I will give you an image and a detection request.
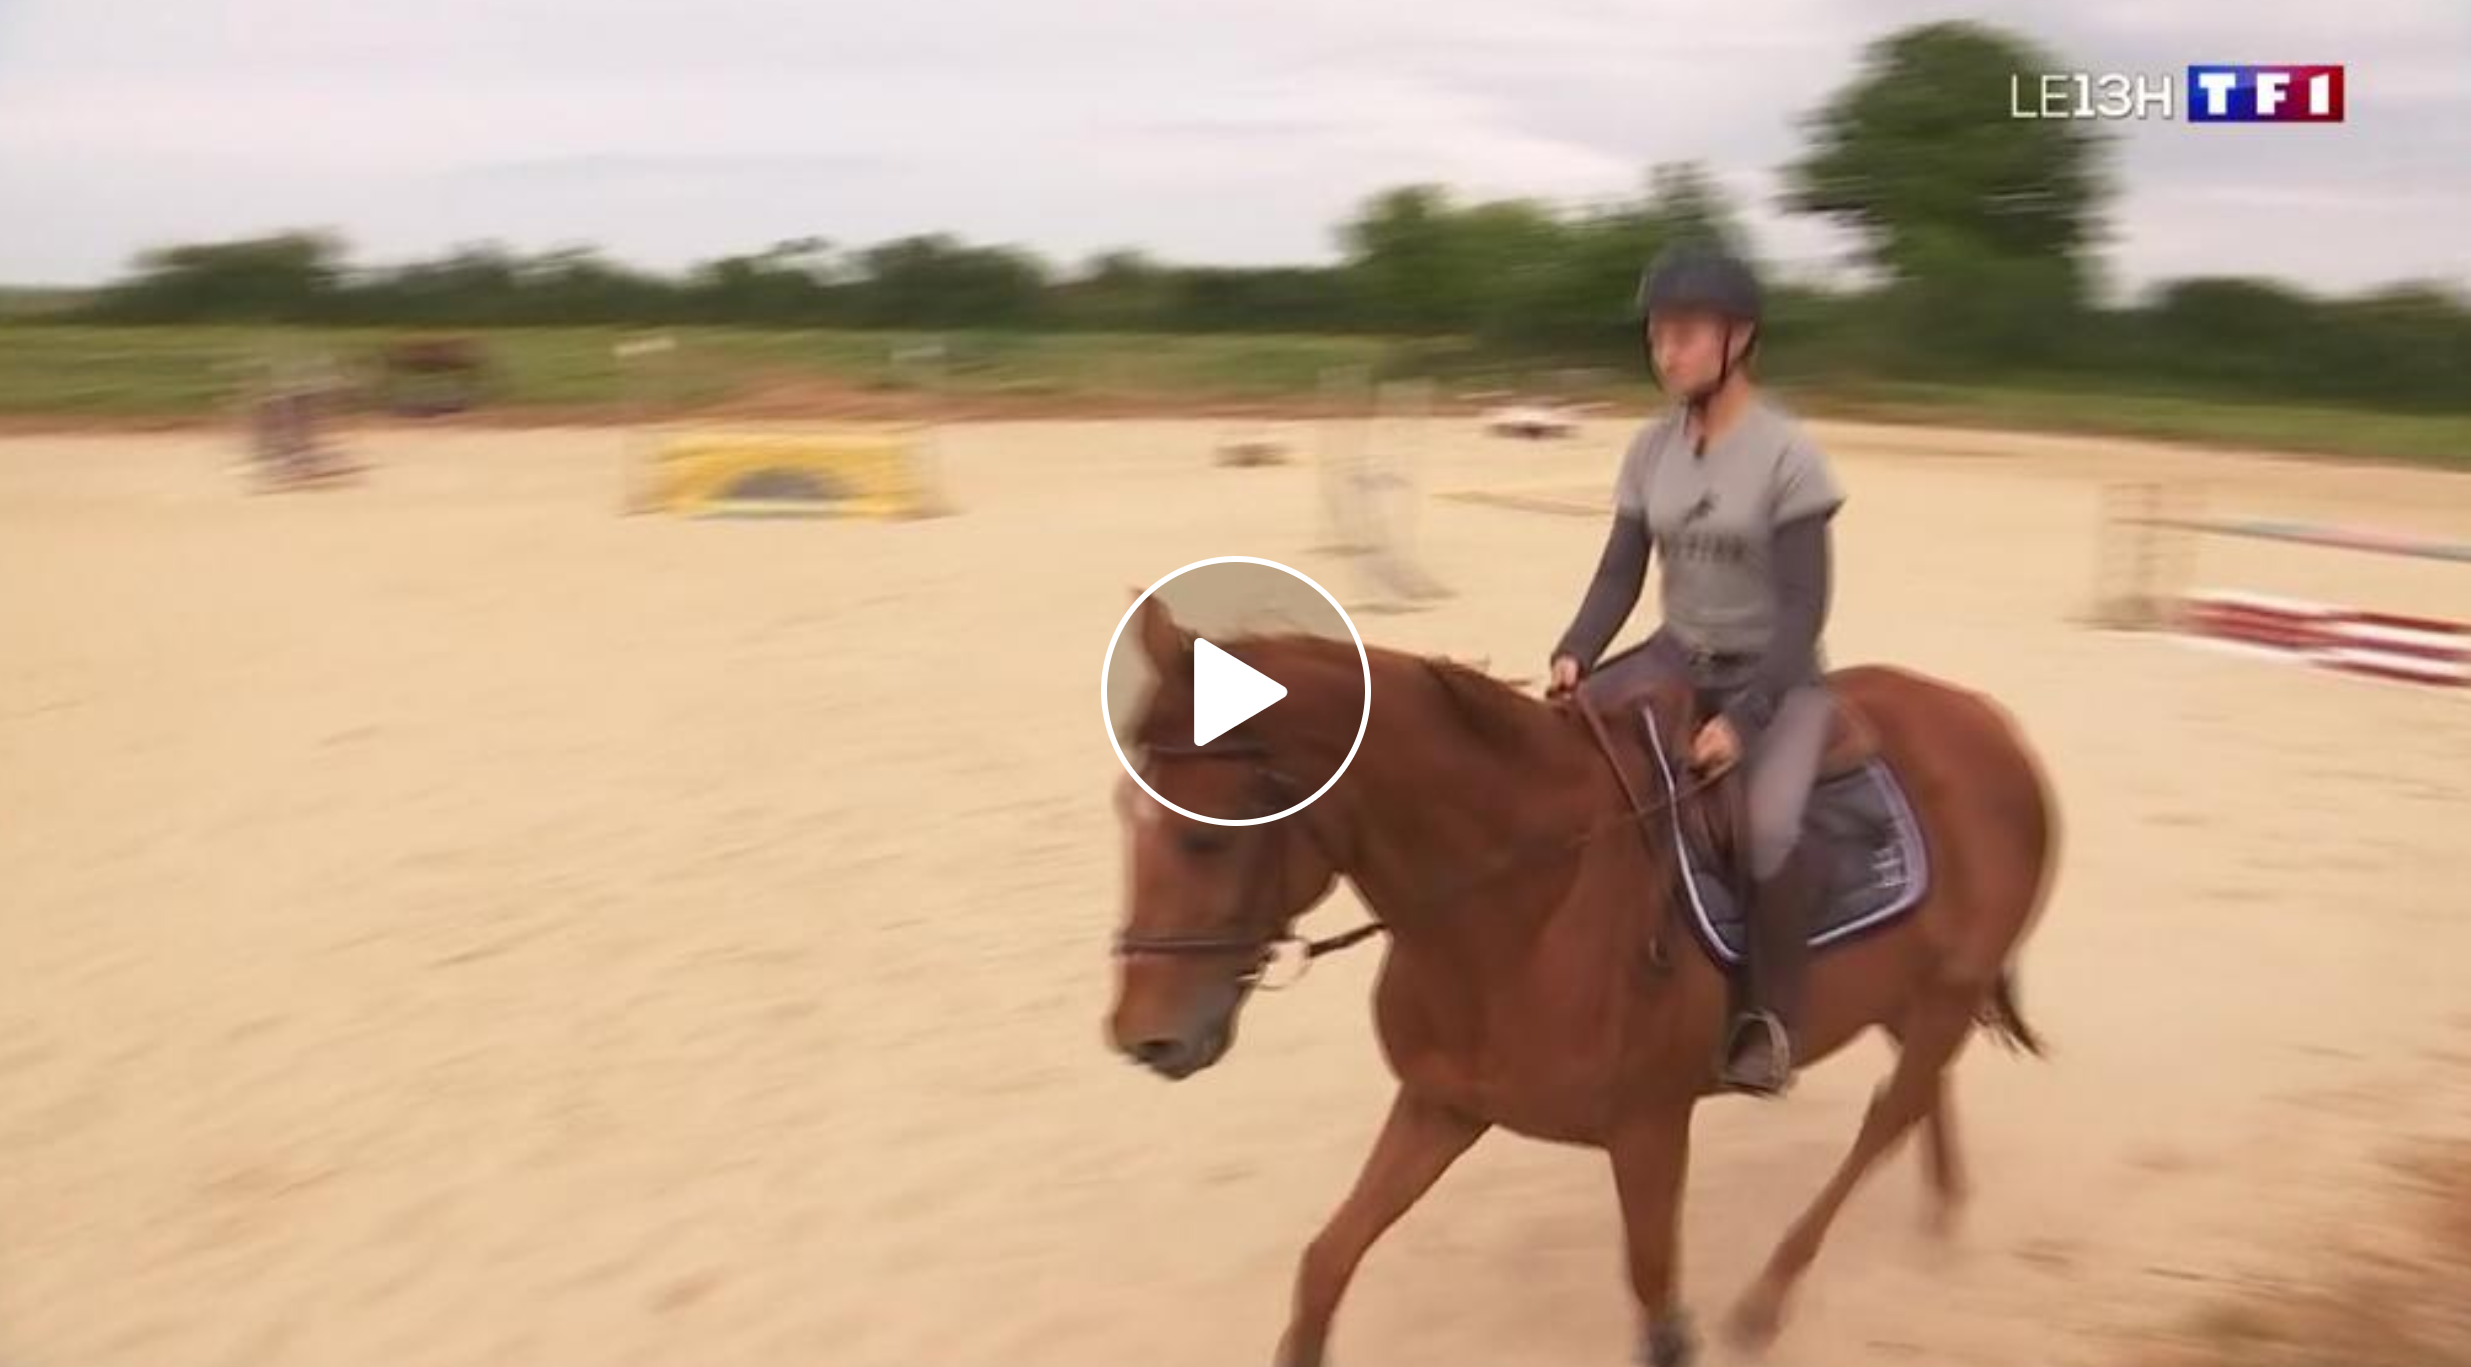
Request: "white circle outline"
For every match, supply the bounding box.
[1100,556,1372,827]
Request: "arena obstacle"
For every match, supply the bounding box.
[1213,422,1294,468]
[235,349,366,492]
[1312,368,1450,609]
[1468,368,1615,441]
[2097,481,2469,690]
[1481,402,1586,440]
[884,339,958,518]
[640,431,935,519]
[1314,365,1378,555]
[2177,591,2471,689]
[615,334,952,520]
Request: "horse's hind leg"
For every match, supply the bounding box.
[1885,1018,1970,1237]
[1726,992,1974,1352]
[1273,1088,1487,1367]
[1920,1076,1969,1238]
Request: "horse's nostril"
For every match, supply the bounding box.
[1131,1037,1186,1069]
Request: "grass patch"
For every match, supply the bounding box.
[0,325,1402,418]
[2,325,2465,470]
[1794,380,2471,470]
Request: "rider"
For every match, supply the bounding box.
[1547,242,1846,1097]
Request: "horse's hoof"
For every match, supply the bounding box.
[1724,1281,1786,1354]
[1641,1311,1697,1367]
[1272,1332,1324,1367]
[1924,1197,1966,1244]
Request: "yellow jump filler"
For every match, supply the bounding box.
[637,431,937,519]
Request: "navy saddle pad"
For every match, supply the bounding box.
[1639,708,1931,966]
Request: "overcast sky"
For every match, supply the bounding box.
[2,0,2463,297]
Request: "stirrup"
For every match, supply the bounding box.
[1718,1011,1795,1097]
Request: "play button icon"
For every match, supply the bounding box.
[1101,556,1370,826]
[1190,638,1288,745]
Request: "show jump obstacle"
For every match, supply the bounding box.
[615,335,952,520]
[1313,366,1451,610]
[641,431,934,519]
[2097,481,2469,689]
[236,349,365,492]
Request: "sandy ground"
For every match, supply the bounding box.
[3,415,2469,1367]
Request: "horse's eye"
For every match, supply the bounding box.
[1177,829,1231,857]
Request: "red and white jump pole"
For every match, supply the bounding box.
[2099,482,2470,691]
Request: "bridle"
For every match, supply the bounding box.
[1109,736,1372,991]
[1111,704,1723,991]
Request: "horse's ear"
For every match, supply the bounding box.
[1134,594,1191,674]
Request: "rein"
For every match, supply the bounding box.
[1113,698,1719,988]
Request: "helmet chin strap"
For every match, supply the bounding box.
[1646,319,1754,457]
[1684,322,1742,457]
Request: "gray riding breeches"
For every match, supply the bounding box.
[1638,630,1830,881]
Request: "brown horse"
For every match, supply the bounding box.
[1104,597,2057,1367]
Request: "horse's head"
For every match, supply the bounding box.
[1104,596,1354,1080]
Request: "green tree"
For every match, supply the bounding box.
[1785,21,2111,366]
[1641,163,1746,252]
[1053,249,1172,330]
[683,238,840,325]
[1465,163,1748,357]
[1452,198,1566,341]
[2323,284,2471,410]
[1338,185,1475,332]
[850,234,1049,328]
[2136,278,2471,410]
[87,231,349,322]
[1163,267,1355,332]
[511,246,675,323]
[346,242,525,325]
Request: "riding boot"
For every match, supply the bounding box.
[1719,840,1818,1097]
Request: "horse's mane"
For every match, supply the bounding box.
[1134,631,1559,757]
[1410,652,1558,752]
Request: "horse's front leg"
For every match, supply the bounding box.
[1273,1088,1487,1367]
[1610,1103,1699,1367]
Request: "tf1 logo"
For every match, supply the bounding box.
[2186,65,2346,122]
[2009,65,2346,123]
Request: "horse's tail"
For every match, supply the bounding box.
[1978,970,2046,1057]
[1979,685,2059,1061]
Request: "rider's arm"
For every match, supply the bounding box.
[1552,510,1653,668]
[1725,511,1833,740]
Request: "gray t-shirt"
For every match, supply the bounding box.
[1612,399,1845,655]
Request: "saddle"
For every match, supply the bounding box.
[1571,647,1929,966]
[1674,692,1878,874]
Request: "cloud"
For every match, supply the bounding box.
[0,0,2461,292]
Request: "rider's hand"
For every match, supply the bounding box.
[1547,655,1583,696]
[1691,715,1741,772]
